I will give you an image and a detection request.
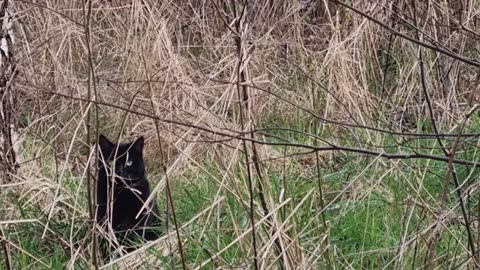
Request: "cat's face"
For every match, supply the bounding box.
[98,134,146,182]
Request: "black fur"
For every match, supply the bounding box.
[96,134,161,252]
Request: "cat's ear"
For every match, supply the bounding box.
[132,136,144,151]
[99,134,114,160]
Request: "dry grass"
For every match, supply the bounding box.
[2,0,480,269]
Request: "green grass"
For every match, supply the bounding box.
[3,133,480,269]
[5,109,480,270]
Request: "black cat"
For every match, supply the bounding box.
[96,134,161,252]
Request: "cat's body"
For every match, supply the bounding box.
[96,134,161,252]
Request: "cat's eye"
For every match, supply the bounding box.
[125,160,133,167]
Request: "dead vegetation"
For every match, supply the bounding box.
[2,0,480,269]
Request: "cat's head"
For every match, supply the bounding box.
[98,134,146,182]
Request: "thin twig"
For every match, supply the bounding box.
[231,1,259,269]
[42,89,480,167]
[83,0,98,267]
[331,0,480,67]
[141,52,187,270]
[408,2,477,266]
